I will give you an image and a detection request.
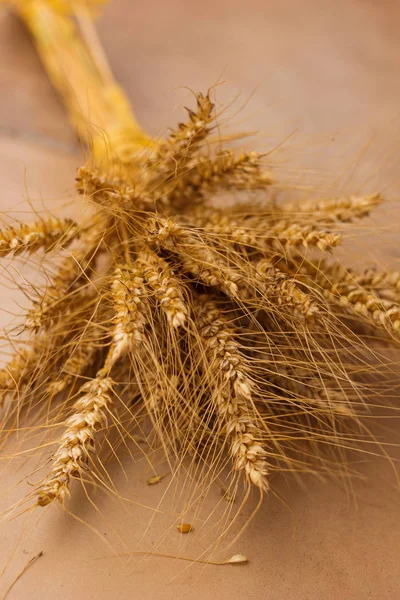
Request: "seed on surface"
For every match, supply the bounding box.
[177,523,193,533]
[147,474,166,486]
[226,554,248,565]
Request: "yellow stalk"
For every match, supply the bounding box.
[15,0,153,162]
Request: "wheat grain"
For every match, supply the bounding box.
[334,285,400,336]
[296,259,400,301]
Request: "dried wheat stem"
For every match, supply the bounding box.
[26,257,87,330]
[195,297,269,491]
[339,287,400,336]
[136,250,187,328]
[353,268,400,290]
[189,204,266,228]
[76,165,134,203]
[9,0,397,526]
[179,250,241,297]
[157,92,214,159]
[279,257,400,339]
[19,0,151,161]
[201,215,261,247]
[281,193,383,223]
[0,217,78,256]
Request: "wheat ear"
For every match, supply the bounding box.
[194,297,269,491]
[136,249,187,328]
[149,218,241,297]
[168,150,274,205]
[110,264,148,355]
[37,375,113,505]
[0,217,78,256]
[202,215,341,252]
[281,193,383,223]
[26,220,106,330]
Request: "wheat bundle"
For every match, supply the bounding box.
[0,0,399,553]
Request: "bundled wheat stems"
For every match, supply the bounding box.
[1,0,399,529]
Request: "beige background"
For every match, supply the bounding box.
[1,1,400,598]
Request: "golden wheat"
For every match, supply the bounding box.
[0,1,398,549]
